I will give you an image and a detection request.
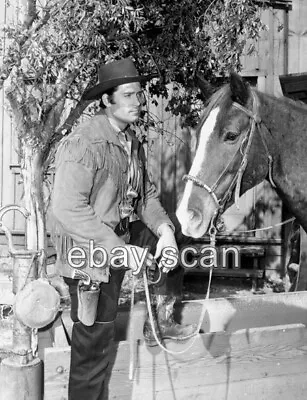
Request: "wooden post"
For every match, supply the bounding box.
[296,227,307,291]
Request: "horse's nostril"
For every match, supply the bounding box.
[187,208,202,222]
[188,210,195,220]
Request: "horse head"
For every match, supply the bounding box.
[176,73,270,238]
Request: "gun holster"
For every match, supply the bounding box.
[77,281,100,326]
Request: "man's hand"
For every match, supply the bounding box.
[154,224,179,273]
[124,245,154,275]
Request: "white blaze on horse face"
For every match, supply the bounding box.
[190,106,220,176]
[177,106,220,237]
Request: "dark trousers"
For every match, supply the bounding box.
[65,216,189,399]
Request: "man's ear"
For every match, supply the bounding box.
[101,93,110,108]
[229,72,250,106]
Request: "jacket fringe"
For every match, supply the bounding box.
[55,135,105,171]
[56,134,128,196]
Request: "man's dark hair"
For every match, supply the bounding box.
[99,86,118,109]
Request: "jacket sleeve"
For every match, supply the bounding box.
[51,135,125,256]
[136,145,175,235]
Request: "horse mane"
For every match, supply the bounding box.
[267,91,307,112]
[198,81,307,133]
[202,84,230,114]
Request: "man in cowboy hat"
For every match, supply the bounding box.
[51,58,196,399]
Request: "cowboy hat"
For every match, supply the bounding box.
[83,58,153,100]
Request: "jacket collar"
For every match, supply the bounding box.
[95,110,140,148]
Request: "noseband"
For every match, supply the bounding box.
[183,91,276,230]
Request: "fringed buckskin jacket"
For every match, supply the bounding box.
[51,111,174,282]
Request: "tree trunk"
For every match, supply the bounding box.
[13,142,47,364]
[21,141,47,269]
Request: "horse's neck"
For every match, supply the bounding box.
[257,91,307,230]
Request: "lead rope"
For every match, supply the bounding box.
[129,258,214,379]
[142,225,216,358]
[129,274,136,380]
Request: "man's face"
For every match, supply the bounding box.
[108,82,144,128]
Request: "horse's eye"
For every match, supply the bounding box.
[224,131,240,142]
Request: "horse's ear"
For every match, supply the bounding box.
[229,72,250,106]
[194,73,213,101]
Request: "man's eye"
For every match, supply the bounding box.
[225,131,240,141]
[137,92,146,105]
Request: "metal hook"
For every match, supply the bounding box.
[0,204,30,220]
[0,205,30,254]
[209,216,217,248]
[146,262,162,285]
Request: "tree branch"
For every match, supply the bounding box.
[43,69,80,116]
[43,96,66,141]
[0,0,67,90]
[42,97,92,168]
[4,68,27,132]
[43,45,97,119]
[21,0,37,29]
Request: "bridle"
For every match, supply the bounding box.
[183,90,276,235]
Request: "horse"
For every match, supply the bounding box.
[176,72,307,239]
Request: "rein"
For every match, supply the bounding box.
[183,90,276,232]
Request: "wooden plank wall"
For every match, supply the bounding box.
[0,1,22,232]
[288,0,307,74]
[145,85,192,215]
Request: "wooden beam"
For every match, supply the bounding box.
[42,291,307,345]
[180,291,307,333]
[254,0,292,10]
[191,235,282,245]
[44,322,307,400]
[283,6,289,74]
[184,268,264,279]
[296,228,307,290]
